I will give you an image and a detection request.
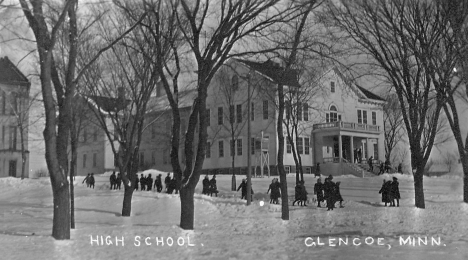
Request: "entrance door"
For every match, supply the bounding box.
[9,160,17,177]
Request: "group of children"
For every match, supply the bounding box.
[202,175,219,196]
[82,173,95,189]
[313,175,344,211]
[109,172,122,190]
[378,176,401,207]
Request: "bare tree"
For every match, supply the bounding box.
[326,0,446,209]
[428,0,468,203]
[442,151,458,173]
[81,9,158,216]
[16,0,143,239]
[383,93,405,163]
[211,67,249,186]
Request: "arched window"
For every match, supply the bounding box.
[231,75,239,91]
[326,105,340,122]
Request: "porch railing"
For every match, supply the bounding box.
[313,121,380,132]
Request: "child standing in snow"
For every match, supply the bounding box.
[334,181,344,208]
[314,178,324,207]
[89,173,95,189]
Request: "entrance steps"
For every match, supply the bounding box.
[342,159,376,178]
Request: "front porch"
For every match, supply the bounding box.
[312,121,384,176]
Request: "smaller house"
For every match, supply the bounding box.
[0,56,30,178]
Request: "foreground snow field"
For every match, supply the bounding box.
[0,172,467,260]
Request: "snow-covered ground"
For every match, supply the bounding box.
[0,172,467,260]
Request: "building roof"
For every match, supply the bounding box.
[332,67,385,102]
[87,95,131,113]
[235,59,301,88]
[0,56,29,86]
[146,88,198,113]
[356,85,385,101]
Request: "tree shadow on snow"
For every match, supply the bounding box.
[74,207,121,216]
[356,201,387,207]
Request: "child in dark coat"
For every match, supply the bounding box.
[314,178,324,207]
[379,179,393,206]
[334,181,344,208]
[391,177,400,207]
[89,173,95,189]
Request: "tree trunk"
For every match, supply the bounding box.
[180,185,195,230]
[278,166,289,220]
[462,154,468,203]
[413,167,425,209]
[52,183,70,239]
[70,138,77,229]
[20,126,26,179]
[122,184,134,217]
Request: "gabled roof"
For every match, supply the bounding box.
[146,88,198,113]
[87,95,131,113]
[332,67,385,102]
[235,59,301,88]
[356,85,385,101]
[0,56,30,86]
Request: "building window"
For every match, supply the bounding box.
[230,139,235,157]
[285,166,291,174]
[251,102,255,121]
[206,142,211,158]
[218,107,223,125]
[372,111,377,125]
[286,138,292,154]
[231,75,239,91]
[357,110,362,124]
[93,153,97,167]
[331,81,336,93]
[93,128,98,141]
[83,154,87,168]
[327,105,338,122]
[9,126,17,150]
[297,137,303,154]
[305,137,310,155]
[363,110,368,124]
[237,139,242,156]
[1,125,4,148]
[151,125,156,139]
[1,91,5,114]
[303,103,309,121]
[229,105,234,124]
[263,100,268,120]
[83,129,88,143]
[219,140,224,158]
[206,109,210,126]
[10,94,18,115]
[251,137,255,155]
[297,102,302,121]
[236,104,242,123]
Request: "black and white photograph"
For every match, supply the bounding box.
[1,0,468,259]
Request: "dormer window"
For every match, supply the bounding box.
[231,75,239,91]
[331,81,336,93]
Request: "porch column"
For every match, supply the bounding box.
[338,135,342,160]
[338,134,343,175]
[366,137,371,160]
[350,136,354,163]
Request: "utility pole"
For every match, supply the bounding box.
[247,73,252,205]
